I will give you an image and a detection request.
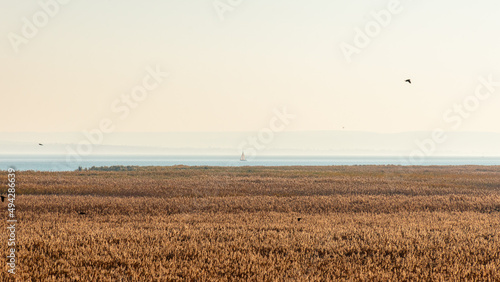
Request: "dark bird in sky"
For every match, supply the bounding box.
[405,79,411,84]
[39,143,43,146]
[297,218,302,222]
[0,196,5,202]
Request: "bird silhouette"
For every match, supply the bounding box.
[405,79,411,84]
[0,196,5,202]
[39,143,43,146]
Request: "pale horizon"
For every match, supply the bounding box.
[2,131,500,158]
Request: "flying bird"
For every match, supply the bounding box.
[0,196,5,202]
[39,143,43,146]
[405,79,411,84]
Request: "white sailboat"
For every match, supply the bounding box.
[240,152,246,161]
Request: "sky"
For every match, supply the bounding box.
[2,0,500,135]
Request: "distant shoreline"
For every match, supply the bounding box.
[2,155,500,172]
[2,163,500,173]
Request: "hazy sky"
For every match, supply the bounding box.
[2,0,500,133]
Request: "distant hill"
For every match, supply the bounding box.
[1,131,499,156]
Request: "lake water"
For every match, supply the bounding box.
[1,155,500,171]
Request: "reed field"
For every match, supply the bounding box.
[2,165,500,280]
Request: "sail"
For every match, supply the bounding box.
[240,152,246,161]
